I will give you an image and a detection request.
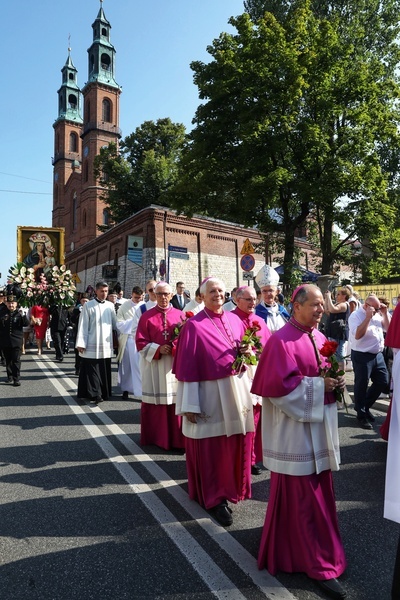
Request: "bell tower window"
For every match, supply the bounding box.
[72,192,78,230]
[102,98,111,122]
[68,94,77,110]
[69,132,78,152]
[101,53,111,71]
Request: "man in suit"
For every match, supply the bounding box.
[171,282,190,310]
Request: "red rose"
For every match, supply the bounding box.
[252,323,261,332]
[320,340,339,357]
[185,311,194,318]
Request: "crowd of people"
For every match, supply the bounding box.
[3,270,400,599]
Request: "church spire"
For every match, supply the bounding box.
[87,1,120,89]
[55,39,83,124]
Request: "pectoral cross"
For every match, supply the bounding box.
[162,329,169,340]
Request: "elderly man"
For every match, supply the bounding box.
[233,286,271,475]
[116,286,144,400]
[348,294,390,429]
[76,281,117,404]
[255,265,290,332]
[173,277,254,527]
[252,284,347,600]
[135,281,185,450]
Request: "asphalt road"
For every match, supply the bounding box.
[0,349,397,600]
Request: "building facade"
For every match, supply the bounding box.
[53,4,316,295]
[52,5,121,251]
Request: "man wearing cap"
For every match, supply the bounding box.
[173,277,255,527]
[252,284,347,599]
[135,281,185,450]
[233,286,271,475]
[255,265,290,332]
[0,294,29,386]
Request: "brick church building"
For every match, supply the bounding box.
[52,3,315,295]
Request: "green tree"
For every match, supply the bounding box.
[94,118,186,227]
[171,1,400,282]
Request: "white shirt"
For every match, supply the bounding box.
[348,306,385,353]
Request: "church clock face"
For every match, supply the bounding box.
[83,146,89,157]
[54,173,59,182]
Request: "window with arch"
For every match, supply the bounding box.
[90,54,95,73]
[85,100,91,123]
[101,27,109,40]
[103,209,110,226]
[83,210,87,228]
[68,94,77,110]
[102,98,111,122]
[69,72,75,82]
[72,192,78,230]
[84,161,89,182]
[101,53,111,71]
[69,132,78,153]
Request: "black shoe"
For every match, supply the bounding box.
[357,416,373,430]
[122,391,129,399]
[5,377,12,384]
[13,380,21,387]
[92,396,103,404]
[56,357,63,362]
[251,464,262,475]
[209,503,233,526]
[365,409,375,422]
[314,577,347,599]
[74,370,80,376]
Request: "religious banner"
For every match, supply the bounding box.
[17,226,65,275]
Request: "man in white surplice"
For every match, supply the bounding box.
[76,281,117,404]
[116,286,144,399]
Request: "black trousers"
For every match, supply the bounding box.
[52,330,65,360]
[3,346,21,381]
[393,533,400,599]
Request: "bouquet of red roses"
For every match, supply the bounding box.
[319,340,348,411]
[232,323,263,374]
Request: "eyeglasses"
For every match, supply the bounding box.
[239,297,256,302]
[365,302,378,313]
[156,292,170,297]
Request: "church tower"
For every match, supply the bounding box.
[52,1,122,253]
[79,2,122,246]
[52,47,83,237]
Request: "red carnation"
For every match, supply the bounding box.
[319,340,339,358]
[185,311,194,318]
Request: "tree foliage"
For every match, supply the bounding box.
[94,118,186,226]
[171,0,400,282]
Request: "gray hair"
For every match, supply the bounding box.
[200,277,225,295]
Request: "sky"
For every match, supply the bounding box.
[1,0,246,285]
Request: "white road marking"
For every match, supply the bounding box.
[35,357,296,600]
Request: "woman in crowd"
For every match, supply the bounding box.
[30,301,50,355]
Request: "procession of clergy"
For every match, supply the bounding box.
[70,264,353,600]
[7,264,400,600]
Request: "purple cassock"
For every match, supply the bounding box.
[251,317,347,581]
[173,308,255,510]
[232,307,271,466]
[136,305,185,451]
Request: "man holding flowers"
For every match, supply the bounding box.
[233,286,271,475]
[173,277,254,527]
[252,284,347,600]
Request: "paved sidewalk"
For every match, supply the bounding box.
[345,366,390,414]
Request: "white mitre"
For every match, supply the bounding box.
[255,265,280,287]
